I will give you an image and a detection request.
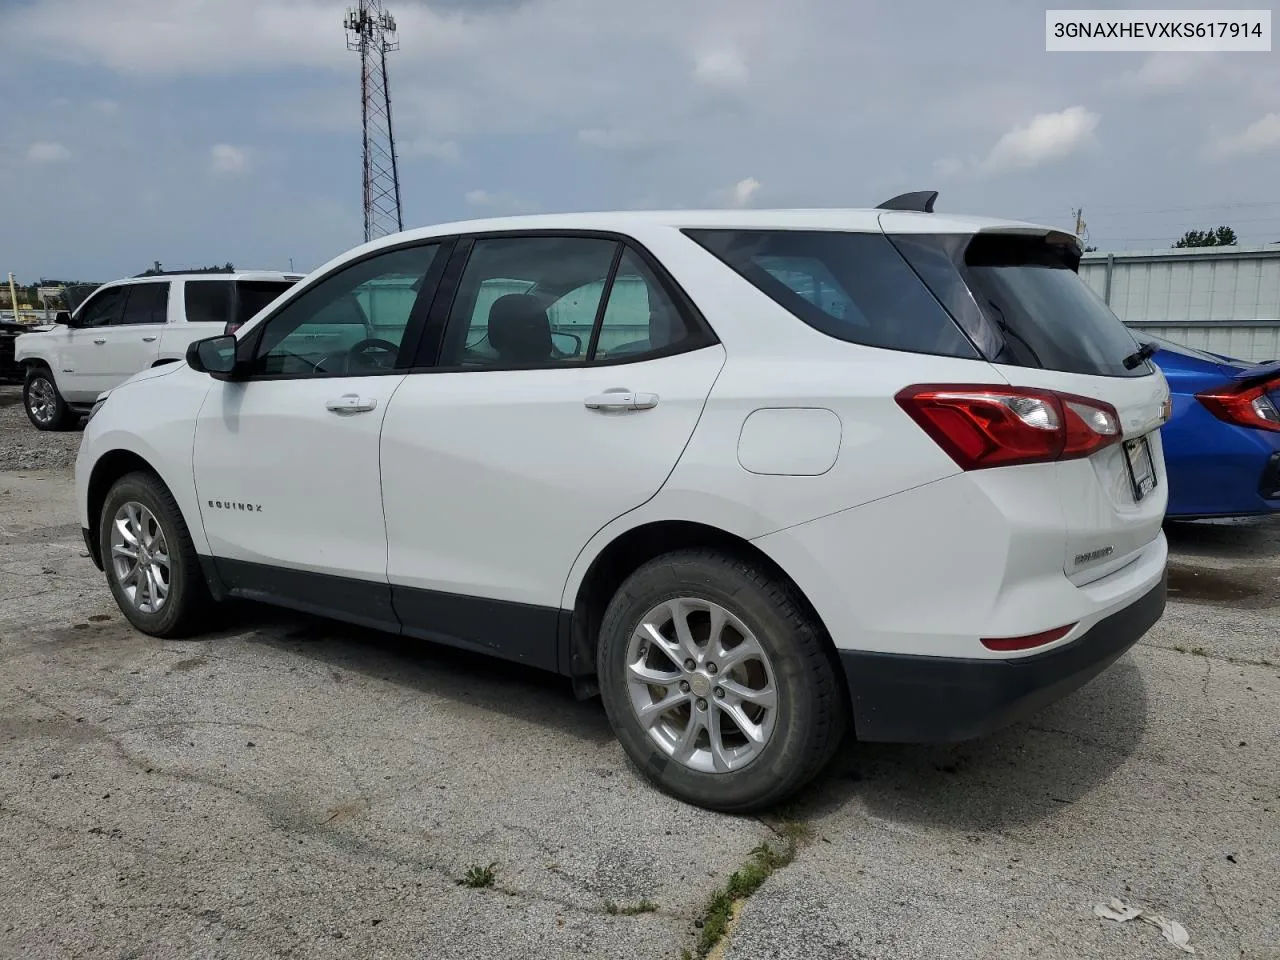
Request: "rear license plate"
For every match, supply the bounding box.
[1124,435,1157,501]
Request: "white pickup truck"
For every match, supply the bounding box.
[16,271,301,430]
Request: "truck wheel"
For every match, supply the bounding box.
[23,367,78,431]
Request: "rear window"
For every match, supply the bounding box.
[685,229,979,359]
[893,233,1148,379]
[184,279,296,326]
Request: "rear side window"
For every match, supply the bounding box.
[685,229,978,359]
[184,280,234,325]
[234,280,296,326]
[892,233,1147,379]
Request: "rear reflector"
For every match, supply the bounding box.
[980,624,1074,652]
[1196,377,1280,433]
[896,385,1121,470]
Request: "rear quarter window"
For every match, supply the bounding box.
[684,229,979,359]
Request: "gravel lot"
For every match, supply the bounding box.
[2,383,1277,959]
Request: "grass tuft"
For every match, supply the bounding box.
[688,837,800,959]
[459,862,497,889]
[604,898,658,916]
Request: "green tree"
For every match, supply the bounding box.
[1173,226,1239,248]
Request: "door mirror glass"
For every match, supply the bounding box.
[187,335,239,377]
[54,310,74,326]
[551,331,582,358]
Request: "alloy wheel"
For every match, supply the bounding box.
[626,597,779,774]
[27,377,56,424]
[109,501,171,615]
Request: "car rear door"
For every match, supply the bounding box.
[884,221,1170,585]
[379,234,724,669]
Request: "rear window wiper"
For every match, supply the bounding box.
[1122,340,1157,370]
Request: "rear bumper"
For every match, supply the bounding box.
[841,571,1167,742]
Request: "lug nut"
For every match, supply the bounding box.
[679,680,691,693]
[696,698,708,711]
[706,662,718,675]
[684,658,696,671]
[714,687,725,698]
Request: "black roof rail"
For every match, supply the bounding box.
[876,190,938,213]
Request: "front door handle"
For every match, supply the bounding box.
[93,338,106,345]
[325,394,378,414]
[584,389,659,411]
[142,335,157,342]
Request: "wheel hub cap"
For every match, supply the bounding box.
[109,501,171,615]
[626,597,779,775]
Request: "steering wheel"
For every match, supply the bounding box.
[347,338,400,372]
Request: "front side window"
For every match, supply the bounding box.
[685,229,979,359]
[249,243,441,378]
[117,282,169,325]
[76,287,126,328]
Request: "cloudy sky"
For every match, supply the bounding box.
[2,0,1278,281]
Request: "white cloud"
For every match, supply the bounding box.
[465,189,494,205]
[576,126,658,152]
[715,176,762,208]
[27,141,71,163]
[90,98,120,115]
[978,106,1099,175]
[694,47,749,88]
[403,138,460,163]
[209,143,250,176]
[1208,113,1280,160]
[1126,53,1212,92]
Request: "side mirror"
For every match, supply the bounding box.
[186,335,242,380]
[54,310,74,326]
[551,331,583,358]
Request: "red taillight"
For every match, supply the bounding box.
[1196,378,1280,433]
[981,624,1075,652]
[895,385,1122,470]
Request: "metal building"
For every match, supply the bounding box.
[1080,245,1280,361]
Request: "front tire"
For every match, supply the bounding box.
[99,471,212,638]
[23,367,77,431]
[598,548,848,812]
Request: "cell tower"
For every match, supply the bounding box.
[345,1,404,242]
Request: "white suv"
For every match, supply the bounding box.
[75,198,1171,811]
[16,271,301,430]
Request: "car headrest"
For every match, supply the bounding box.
[488,294,552,364]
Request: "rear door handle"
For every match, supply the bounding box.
[325,394,378,414]
[142,335,157,342]
[93,338,106,345]
[584,390,659,411]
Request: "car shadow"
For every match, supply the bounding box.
[792,655,1149,832]
[1163,515,1280,561]
[200,600,1150,826]
[204,600,617,747]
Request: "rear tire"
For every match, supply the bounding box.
[99,471,213,638]
[598,548,848,812]
[23,367,77,431]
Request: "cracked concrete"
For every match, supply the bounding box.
[3,426,1279,958]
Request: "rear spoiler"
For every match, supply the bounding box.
[1231,359,1280,386]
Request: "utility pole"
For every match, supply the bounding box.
[1073,207,1086,238]
[7,273,19,322]
[345,1,404,243]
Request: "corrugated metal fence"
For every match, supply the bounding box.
[1080,245,1280,361]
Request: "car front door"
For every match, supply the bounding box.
[95,281,167,389]
[58,285,128,402]
[191,241,449,626]
[379,235,725,669]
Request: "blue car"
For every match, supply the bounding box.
[1151,335,1280,519]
